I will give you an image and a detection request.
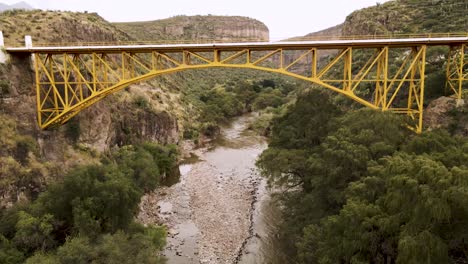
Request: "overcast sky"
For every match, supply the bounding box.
[6,0,387,40]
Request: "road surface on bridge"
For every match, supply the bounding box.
[5,37,468,54]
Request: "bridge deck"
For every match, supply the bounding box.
[5,37,468,54]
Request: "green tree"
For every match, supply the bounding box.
[35,165,141,235]
[0,235,24,264]
[24,252,58,264]
[252,91,285,110]
[13,211,56,253]
[110,145,161,192]
[299,153,468,264]
[92,229,165,264]
[55,236,94,264]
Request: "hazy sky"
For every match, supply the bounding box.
[6,0,387,40]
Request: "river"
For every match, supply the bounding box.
[137,114,272,264]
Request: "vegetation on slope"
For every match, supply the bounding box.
[0,113,60,207]
[342,0,468,35]
[177,69,302,138]
[114,15,269,42]
[0,9,130,46]
[0,142,176,263]
[258,89,468,263]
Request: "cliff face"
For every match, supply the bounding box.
[114,15,269,42]
[303,24,343,38]
[424,97,468,136]
[300,0,467,38]
[0,11,178,206]
[342,0,468,35]
[0,10,131,46]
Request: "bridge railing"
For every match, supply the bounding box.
[286,32,468,41]
[17,32,468,47]
[22,38,270,47]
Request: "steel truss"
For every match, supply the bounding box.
[446,44,467,103]
[32,43,465,132]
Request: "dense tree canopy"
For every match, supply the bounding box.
[0,142,174,263]
[258,89,468,263]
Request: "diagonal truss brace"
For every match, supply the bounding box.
[446,44,467,103]
[32,44,461,133]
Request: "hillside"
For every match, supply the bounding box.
[114,15,269,42]
[0,10,130,46]
[0,10,282,208]
[342,0,468,35]
[303,24,343,39]
[297,0,467,40]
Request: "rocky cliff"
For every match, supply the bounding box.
[299,0,467,39]
[303,24,343,39]
[0,10,131,46]
[341,0,468,35]
[424,97,468,136]
[114,15,269,42]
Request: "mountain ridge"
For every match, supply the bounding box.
[0,1,33,12]
[302,0,467,38]
[113,15,269,42]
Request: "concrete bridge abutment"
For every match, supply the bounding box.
[0,31,9,63]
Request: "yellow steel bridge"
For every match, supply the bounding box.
[5,34,468,133]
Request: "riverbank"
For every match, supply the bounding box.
[137,114,268,264]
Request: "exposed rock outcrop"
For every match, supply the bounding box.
[0,10,131,46]
[424,97,467,136]
[114,15,269,42]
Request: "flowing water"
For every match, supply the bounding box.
[139,114,272,264]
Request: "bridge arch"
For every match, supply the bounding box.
[22,39,467,132]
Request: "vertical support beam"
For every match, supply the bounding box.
[279,49,284,69]
[407,47,417,112]
[417,45,427,134]
[247,50,251,64]
[375,48,383,107]
[121,52,126,80]
[311,48,317,78]
[63,53,69,109]
[343,48,352,92]
[157,53,163,70]
[151,51,156,70]
[381,47,389,109]
[48,55,58,116]
[101,54,109,89]
[445,44,466,105]
[92,53,97,93]
[456,44,465,102]
[214,50,221,64]
[445,46,454,96]
[72,54,84,101]
[34,53,42,127]
[128,53,135,79]
[183,51,191,65]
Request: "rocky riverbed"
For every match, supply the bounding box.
[137,114,268,264]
